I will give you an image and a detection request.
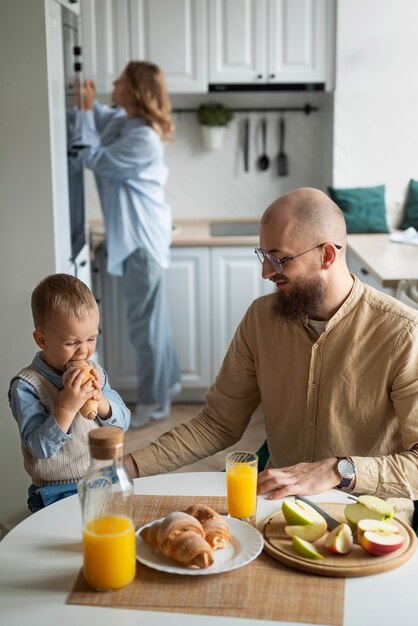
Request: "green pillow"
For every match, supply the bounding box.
[328,185,389,234]
[400,179,418,230]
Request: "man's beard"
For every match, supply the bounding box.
[272,274,327,322]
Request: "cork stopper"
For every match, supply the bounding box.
[88,427,124,460]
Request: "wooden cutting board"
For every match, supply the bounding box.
[261,502,416,577]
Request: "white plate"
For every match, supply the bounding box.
[136,516,263,576]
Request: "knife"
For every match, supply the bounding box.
[295,495,360,545]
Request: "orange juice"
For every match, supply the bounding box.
[226,463,257,519]
[83,514,136,590]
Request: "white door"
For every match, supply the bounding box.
[130,0,207,93]
[209,0,266,84]
[211,247,273,375]
[167,247,212,387]
[267,0,327,84]
[81,0,131,93]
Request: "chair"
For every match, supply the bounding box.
[396,280,418,310]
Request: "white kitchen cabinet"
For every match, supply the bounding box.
[93,244,271,401]
[209,0,331,86]
[346,249,395,297]
[81,0,207,94]
[211,247,273,373]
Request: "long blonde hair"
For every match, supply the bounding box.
[124,61,174,142]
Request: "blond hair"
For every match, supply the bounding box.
[31,274,97,329]
[124,61,174,142]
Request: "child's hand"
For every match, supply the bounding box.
[91,368,112,420]
[56,368,96,429]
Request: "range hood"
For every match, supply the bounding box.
[209,82,325,93]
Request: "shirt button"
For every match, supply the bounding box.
[61,438,66,443]
[111,418,116,424]
[308,421,314,427]
[313,343,318,349]
[305,459,311,463]
[311,382,316,389]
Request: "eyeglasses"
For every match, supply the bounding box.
[254,242,342,274]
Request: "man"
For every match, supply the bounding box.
[125,188,418,522]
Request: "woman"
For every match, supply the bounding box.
[77,61,181,428]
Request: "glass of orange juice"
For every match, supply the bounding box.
[226,451,258,523]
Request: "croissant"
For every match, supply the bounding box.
[140,511,214,569]
[185,504,231,550]
[64,360,98,419]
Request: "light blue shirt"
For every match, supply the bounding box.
[9,353,131,459]
[77,102,172,276]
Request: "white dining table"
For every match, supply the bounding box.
[0,471,417,626]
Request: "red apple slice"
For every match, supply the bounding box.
[357,519,405,556]
[324,523,353,555]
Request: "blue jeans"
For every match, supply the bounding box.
[27,482,78,512]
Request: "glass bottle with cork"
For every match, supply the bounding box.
[78,426,136,590]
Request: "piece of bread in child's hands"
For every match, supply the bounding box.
[140,511,214,569]
[185,504,231,549]
[64,360,98,419]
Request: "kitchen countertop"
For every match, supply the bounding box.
[347,233,418,287]
[89,218,260,250]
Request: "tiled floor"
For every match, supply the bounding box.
[125,403,266,472]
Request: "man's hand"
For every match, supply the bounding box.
[124,453,139,478]
[257,458,340,500]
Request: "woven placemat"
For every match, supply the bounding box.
[67,495,344,624]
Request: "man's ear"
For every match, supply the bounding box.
[33,329,46,350]
[320,243,338,270]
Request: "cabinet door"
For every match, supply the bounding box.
[130,0,207,93]
[211,247,273,375]
[346,250,395,297]
[167,247,212,387]
[209,0,266,84]
[81,0,131,93]
[267,0,327,84]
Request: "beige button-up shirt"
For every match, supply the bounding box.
[132,277,418,518]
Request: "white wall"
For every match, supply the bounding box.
[0,0,60,525]
[333,0,418,211]
[86,91,334,221]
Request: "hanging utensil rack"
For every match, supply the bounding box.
[173,103,319,115]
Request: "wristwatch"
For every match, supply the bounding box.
[336,457,355,489]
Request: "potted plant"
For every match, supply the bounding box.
[197,103,234,150]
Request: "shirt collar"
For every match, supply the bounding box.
[32,351,64,389]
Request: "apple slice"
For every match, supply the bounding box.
[357,495,393,521]
[285,519,327,541]
[357,519,405,556]
[292,536,324,560]
[282,498,326,526]
[345,502,390,528]
[324,523,353,555]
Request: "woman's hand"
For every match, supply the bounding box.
[257,458,340,500]
[82,80,96,110]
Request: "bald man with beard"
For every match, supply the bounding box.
[125,187,418,525]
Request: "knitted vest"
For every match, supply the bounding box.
[12,362,105,487]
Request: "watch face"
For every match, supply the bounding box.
[338,458,355,479]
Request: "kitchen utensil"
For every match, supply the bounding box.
[261,502,416,577]
[257,117,270,171]
[277,117,288,176]
[295,496,341,531]
[243,117,250,172]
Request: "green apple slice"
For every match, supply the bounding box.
[285,520,327,541]
[282,498,325,526]
[357,495,394,521]
[292,536,324,560]
[345,502,391,527]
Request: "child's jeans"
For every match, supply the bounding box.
[27,482,78,512]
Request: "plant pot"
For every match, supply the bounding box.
[201,126,226,151]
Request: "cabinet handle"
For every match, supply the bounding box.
[256,74,263,79]
[269,73,276,79]
[78,260,87,267]
[360,267,369,276]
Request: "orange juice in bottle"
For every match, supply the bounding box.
[78,427,136,590]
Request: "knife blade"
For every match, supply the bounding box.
[295,495,341,530]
